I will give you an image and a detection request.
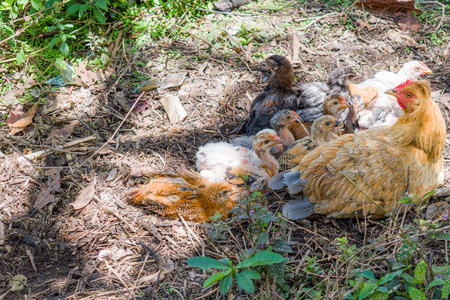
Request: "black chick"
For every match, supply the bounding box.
[296,67,360,123]
[241,55,300,135]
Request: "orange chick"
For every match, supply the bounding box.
[278,115,342,171]
[128,171,240,222]
[270,80,446,220]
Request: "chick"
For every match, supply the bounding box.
[226,129,283,192]
[278,115,342,171]
[296,67,360,123]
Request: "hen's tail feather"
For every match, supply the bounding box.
[268,172,287,190]
[282,197,314,220]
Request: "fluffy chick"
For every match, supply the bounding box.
[278,115,342,171]
[295,67,359,123]
[241,55,300,135]
[128,170,240,222]
[227,129,283,192]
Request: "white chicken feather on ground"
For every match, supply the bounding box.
[195,142,261,182]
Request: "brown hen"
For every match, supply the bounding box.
[270,80,446,220]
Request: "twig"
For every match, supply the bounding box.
[137,242,161,299]
[342,0,360,15]
[178,214,203,245]
[80,91,145,167]
[193,7,255,17]
[298,13,337,31]
[0,14,43,46]
[163,18,227,58]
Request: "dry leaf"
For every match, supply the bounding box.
[356,19,374,31]
[75,62,98,86]
[5,105,25,125]
[106,168,118,181]
[0,216,4,245]
[397,13,421,32]
[8,103,38,135]
[71,180,96,210]
[34,169,61,209]
[292,32,300,63]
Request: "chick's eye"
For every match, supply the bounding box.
[333,101,338,105]
[406,93,412,98]
[325,121,330,125]
[264,140,270,144]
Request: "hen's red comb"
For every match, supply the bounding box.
[395,79,414,90]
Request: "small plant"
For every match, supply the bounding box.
[335,236,356,262]
[186,250,285,294]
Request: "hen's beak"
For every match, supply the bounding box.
[385,89,397,97]
[339,103,349,110]
[423,68,432,74]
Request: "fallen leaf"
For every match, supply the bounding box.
[158,72,187,90]
[397,12,421,32]
[292,32,300,63]
[356,19,374,31]
[8,103,38,135]
[34,169,61,209]
[0,216,4,245]
[106,168,118,181]
[75,62,98,86]
[426,201,450,221]
[71,180,96,210]
[5,105,25,125]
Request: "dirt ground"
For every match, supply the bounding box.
[1,1,450,299]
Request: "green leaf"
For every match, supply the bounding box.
[442,277,450,298]
[369,292,389,300]
[93,7,106,24]
[271,240,292,253]
[17,0,28,10]
[16,48,25,65]
[60,42,69,56]
[355,270,377,283]
[378,269,403,285]
[219,273,233,295]
[48,37,59,50]
[414,260,427,284]
[358,282,377,300]
[30,0,43,10]
[186,256,230,270]
[425,278,445,290]
[401,273,416,283]
[407,286,426,300]
[235,270,259,293]
[94,0,108,10]
[78,3,89,18]
[66,3,81,14]
[203,272,227,288]
[436,233,450,240]
[236,251,284,269]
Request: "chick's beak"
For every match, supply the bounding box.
[339,104,349,109]
[385,89,397,97]
[333,121,342,127]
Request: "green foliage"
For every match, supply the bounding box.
[187,250,284,295]
[336,236,357,262]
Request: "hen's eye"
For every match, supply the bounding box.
[325,121,330,125]
[406,93,412,98]
[264,140,270,144]
[415,67,420,71]
[333,101,338,105]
